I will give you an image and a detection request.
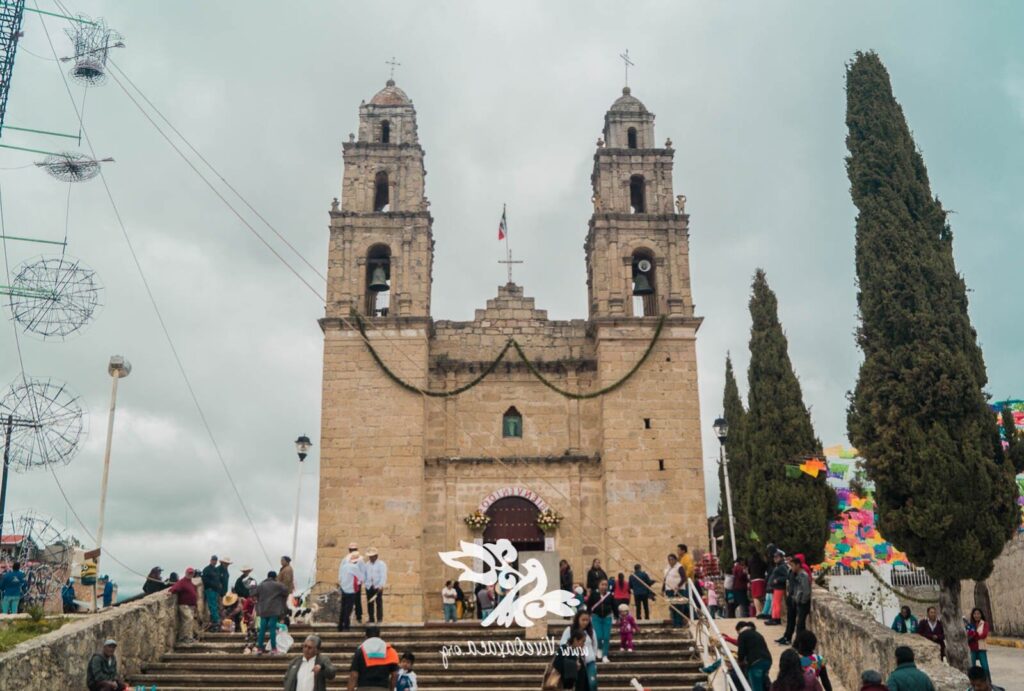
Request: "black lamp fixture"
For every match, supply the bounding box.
[295,435,312,462]
[713,416,728,444]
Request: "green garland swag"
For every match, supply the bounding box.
[863,563,939,604]
[352,312,666,399]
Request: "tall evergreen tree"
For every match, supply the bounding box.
[719,355,753,565]
[845,51,1019,669]
[744,270,835,564]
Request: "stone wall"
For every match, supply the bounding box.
[0,591,176,691]
[810,587,967,691]
[962,533,1024,636]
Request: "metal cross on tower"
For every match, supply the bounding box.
[386,56,401,81]
[619,49,634,87]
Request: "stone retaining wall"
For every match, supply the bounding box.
[962,533,1024,637]
[0,591,176,690]
[809,587,967,691]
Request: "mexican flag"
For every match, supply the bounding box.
[498,207,507,241]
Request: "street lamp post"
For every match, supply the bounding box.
[94,356,131,611]
[291,435,312,563]
[714,416,738,561]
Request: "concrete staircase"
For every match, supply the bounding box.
[128,620,705,690]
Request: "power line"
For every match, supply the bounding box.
[35,0,274,568]
[107,58,326,283]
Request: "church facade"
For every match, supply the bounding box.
[316,79,707,622]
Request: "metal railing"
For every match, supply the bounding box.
[890,567,938,588]
[687,578,751,691]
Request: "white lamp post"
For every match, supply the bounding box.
[714,416,738,561]
[292,435,312,563]
[95,355,131,611]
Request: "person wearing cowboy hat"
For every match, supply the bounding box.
[338,550,363,632]
[217,556,233,602]
[222,591,243,632]
[347,542,365,624]
[233,565,255,598]
[364,548,387,624]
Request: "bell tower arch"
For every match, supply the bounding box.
[585,87,693,319]
[326,79,434,320]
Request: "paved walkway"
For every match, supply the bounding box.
[713,618,849,691]
[988,645,1024,691]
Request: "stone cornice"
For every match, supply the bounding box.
[319,315,432,333]
[430,357,596,376]
[425,454,601,467]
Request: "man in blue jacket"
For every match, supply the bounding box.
[201,555,222,630]
[0,561,27,614]
[629,563,655,620]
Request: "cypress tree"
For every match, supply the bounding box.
[719,355,753,566]
[744,270,835,564]
[845,51,1019,669]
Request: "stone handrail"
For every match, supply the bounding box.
[809,586,967,691]
[0,590,177,690]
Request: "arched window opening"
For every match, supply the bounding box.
[629,175,645,214]
[627,127,638,149]
[631,250,657,316]
[381,120,391,143]
[365,244,391,316]
[373,171,390,212]
[502,406,523,438]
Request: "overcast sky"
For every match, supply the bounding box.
[3,0,1022,595]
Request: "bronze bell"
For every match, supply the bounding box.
[368,265,390,292]
[632,273,653,296]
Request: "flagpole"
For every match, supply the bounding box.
[503,203,511,284]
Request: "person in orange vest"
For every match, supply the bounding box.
[347,625,399,691]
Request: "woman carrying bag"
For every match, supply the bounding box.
[545,629,591,690]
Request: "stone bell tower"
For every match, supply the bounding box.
[317,79,433,621]
[327,78,434,319]
[585,86,706,578]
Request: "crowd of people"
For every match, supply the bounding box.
[78,537,1005,691]
[136,553,300,654]
[890,604,993,680]
[84,625,419,691]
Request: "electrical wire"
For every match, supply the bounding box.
[34,0,274,568]
[107,58,326,284]
[104,66,324,301]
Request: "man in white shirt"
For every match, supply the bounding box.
[338,552,363,631]
[364,547,388,623]
[283,635,335,691]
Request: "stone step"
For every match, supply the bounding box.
[128,671,708,687]
[144,658,702,673]
[139,687,698,691]
[196,624,689,640]
[172,638,692,651]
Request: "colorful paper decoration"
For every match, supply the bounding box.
[820,446,910,570]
